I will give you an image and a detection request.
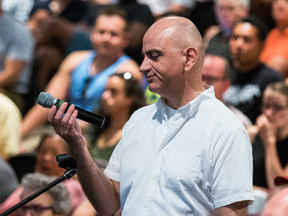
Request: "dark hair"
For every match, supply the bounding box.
[238,15,269,41]
[92,72,146,133]
[97,5,130,32]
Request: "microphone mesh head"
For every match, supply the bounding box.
[37,92,57,108]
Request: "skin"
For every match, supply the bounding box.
[230,22,264,72]
[255,88,288,191]
[20,190,56,216]
[34,136,68,177]
[97,76,133,149]
[48,17,249,216]
[202,54,230,101]
[21,14,142,138]
[214,0,249,35]
[262,187,288,216]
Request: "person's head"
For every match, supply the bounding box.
[20,173,70,216]
[262,187,288,216]
[230,15,269,72]
[140,16,205,101]
[272,0,288,27]
[261,82,288,129]
[34,134,70,177]
[202,54,230,101]
[100,72,145,118]
[90,6,130,57]
[215,0,250,30]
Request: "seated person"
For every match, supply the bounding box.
[21,6,142,138]
[0,133,86,216]
[19,173,70,216]
[88,72,146,161]
[0,93,22,161]
[0,156,18,204]
[248,82,288,193]
[260,0,288,78]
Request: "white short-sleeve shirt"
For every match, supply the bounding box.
[105,86,254,215]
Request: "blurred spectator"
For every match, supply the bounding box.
[1,0,34,23]
[247,82,288,192]
[250,0,275,30]
[21,6,142,138]
[0,93,22,161]
[205,0,249,59]
[89,72,146,161]
[81,0,155,65]
[30,0,89,23]
[19,173,70,216]
[0,0,34,115]
[0,133,86,216]
[137,0,195,18]
[260,0,288,78]
[262,186,288,216]
[223,16,283,124]
[0,156,18,204]
[202,54,252,128]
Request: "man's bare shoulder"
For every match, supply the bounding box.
[59,50,92,75]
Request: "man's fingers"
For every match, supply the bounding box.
[48,105,57,124]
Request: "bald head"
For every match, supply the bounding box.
[144,16,205,68]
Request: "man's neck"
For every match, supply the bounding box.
[236,60,261,73]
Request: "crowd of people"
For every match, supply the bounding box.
[1,0,288,215]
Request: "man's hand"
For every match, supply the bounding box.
[48,102,86,158]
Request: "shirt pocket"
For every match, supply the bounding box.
[161,151,201,191]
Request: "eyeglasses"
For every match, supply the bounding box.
[261,103,288,112]
[21,205,53,216]
[202,75,226,85]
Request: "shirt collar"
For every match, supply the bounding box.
[156,85,216,118]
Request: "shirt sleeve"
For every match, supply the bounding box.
[211,128,255,208]
[104,138,123,182]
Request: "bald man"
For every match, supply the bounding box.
[48,16,254,215]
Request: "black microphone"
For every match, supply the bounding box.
[37,92,105,127]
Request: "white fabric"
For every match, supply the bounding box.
[137,0,195,15]
[105,86,254,215]
[2,0,34,23]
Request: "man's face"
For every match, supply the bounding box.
[202,55,230,101]
[272,0,288,25]
[20,190,54,216]
[139,27,185,97]
[215,0,247,29]
[230,22,264,68]
[90,15,129,57]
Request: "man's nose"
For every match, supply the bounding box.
[139,57,152,74]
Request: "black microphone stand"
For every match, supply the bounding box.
[0,154,77,216]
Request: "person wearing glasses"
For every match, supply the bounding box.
[19,173,70,216]
[249,82,288,192]
[88,72,146,161]
[21,6,143,139]
[223,15,283,125]
[202,53,252,128]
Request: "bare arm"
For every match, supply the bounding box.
[215,201,249,216]
[21,51,89,138]
[48,103,120,215]
[0,58,26,87]
[256,114,287,191]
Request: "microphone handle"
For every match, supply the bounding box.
[55,99,105,127]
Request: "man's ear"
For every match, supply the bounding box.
[184,46,198,71]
